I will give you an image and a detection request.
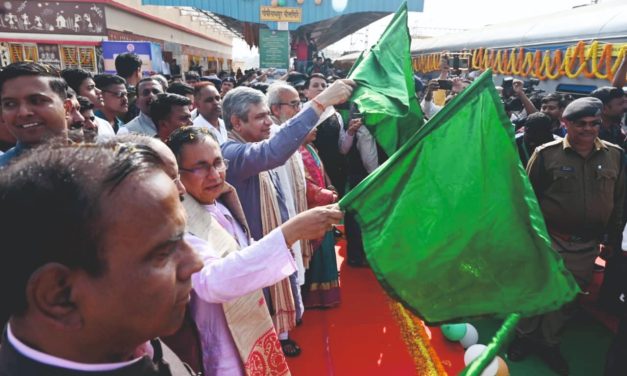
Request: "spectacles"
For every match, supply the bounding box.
[180,159,229,176]
[572,119,601,128]
[204,95,221,103]
[279,101,302,110]
[102,90,128,98]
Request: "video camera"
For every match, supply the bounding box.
[502,77,542,112]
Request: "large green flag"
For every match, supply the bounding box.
[347,1,423,156]
[339,70,579,324]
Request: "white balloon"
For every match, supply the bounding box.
[459,323,479,348]
[464,344,487,365]
[464,344,499,376]
[332,0,348,12]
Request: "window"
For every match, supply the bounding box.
[60,45,96,71]
[9,43,38,63]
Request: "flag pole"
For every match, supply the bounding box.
[460,313,520,376]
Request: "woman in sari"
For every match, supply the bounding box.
[300,127,341,308]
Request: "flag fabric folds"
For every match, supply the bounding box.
[339,70,579,324]
[347,1,423,156]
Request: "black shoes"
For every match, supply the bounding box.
[507,337,533,361]
[538,345,570,376]
[508,337,569,375]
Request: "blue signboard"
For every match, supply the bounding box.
[101,41,164,74]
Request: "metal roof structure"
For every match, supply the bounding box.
[411,1,627,54]
[142,0,424,49]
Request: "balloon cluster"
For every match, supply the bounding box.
[440,323,510,376]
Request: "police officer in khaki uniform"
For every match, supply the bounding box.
[508,97,626,376]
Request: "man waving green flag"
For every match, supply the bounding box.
[339,70,579,324]
[348,1,423,156]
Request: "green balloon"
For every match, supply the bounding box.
[441,323,467,341]
[278,0,286,5]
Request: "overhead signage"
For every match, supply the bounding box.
[259,29,289,69]
[260,6,302,22]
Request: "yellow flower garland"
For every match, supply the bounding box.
[413,40,627,82]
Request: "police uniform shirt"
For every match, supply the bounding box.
[526,137,625,245]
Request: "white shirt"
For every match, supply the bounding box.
[193,114,228,144]
[187,227,296,304]
[7,324,144,371]
[420,98,442,119]
[95,116,115,140]
[339,123,379,173]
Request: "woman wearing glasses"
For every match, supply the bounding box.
[165,126,343,375]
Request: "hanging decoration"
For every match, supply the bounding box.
[412,40,627,82]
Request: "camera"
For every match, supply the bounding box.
[501,77,543,113]
[502,77,515,98]
[453,55,469,70]
[438,79,453,90]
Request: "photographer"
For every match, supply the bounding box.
[421,77,468,119]
[421,79,443,119]
[512,79,539,116]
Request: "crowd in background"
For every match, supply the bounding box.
[0,48,627,376]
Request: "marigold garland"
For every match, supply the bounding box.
[388,301,448,376]
[413,40,626,82]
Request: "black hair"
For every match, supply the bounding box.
[524,112,553,132]
[0,62,67,100]
[94,74,126,90]
[77,96,94,112]
[165,126,218,162]
[591,86,625,105]
[61,68,93,94]
[65,86,76,99]
[251,82,269,94]
[185,71,200,81]
[0,142,164,322]
[150,93,192,123]
[541,93,567,109]
[114,53,142,79]
[167,82,194,97]
[304,73,327,90]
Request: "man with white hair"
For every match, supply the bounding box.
[221,80,354,357]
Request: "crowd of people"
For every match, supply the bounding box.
[0,48,626,376]
[0,52,378,376]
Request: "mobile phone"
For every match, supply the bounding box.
[438,79,453,90]
[453,56,470,70]
[349,103,361,119]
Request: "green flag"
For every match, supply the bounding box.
[339,70,579,324]
[347,1,423,156]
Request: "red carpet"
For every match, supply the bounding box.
[286,235,466,375]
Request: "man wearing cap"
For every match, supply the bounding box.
[507,97,626,375]
[220,77,236,97]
